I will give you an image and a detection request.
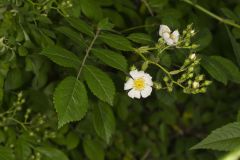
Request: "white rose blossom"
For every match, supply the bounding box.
[159,24,179,46]
[124,70,153,99]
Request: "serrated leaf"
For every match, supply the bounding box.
[80,0,102,20]
[0,147,14,160]
[201,56,228,84]
[127,33,152,44]
[41,45,81,69]
[93,101,116,144]
[83,65,115,105]
[36,147,69,160]
[92,48,127,72]
[191,122,240,151]
[15,136,31,160]
[83,138,104,160]
[67,17,94,36]
[98,18,114,31]
[211,56,240,83]
[226,26,240,66]
[54,76,88,128]
[100,33,133,51]
[56,26,86,48]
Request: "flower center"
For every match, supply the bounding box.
[133,78,145,90]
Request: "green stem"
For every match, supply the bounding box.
[137,52,185,89]
[182,0,240,29]
[121,24,158,33]
[76,28,100,79]
[8,118,28,131]
[141,0,154,16]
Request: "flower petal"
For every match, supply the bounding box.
[130,70,145,79]
[171,30,179,43]
[124,78,134,90]
[128,89,141,99]
[143,74,153,86]
[159,25,171,36]
[165,38,174,46]
[129,70,139,79]
[162,32,170,39]
[141,86,152,98]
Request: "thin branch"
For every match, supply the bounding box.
[182,0,240,29]
[141,0,154,16]
[76,28,100,79]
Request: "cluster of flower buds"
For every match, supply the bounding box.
[180,24,199,49]
[177,53,212,94]
[60,0,73,8]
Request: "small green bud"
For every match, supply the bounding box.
[188,80,192,86]
[153,82,162,90]
[188,67,194,72]
[204,80,212,86]
[29,132,34,136]
[141,61,149,71]
[196,75,204,81]
[184,59,190,66]
[188,73,194,78]
[130,65,137,71]
[10,144,14,148]
[200,87,207,93]
[191,44,199,49]
[163,76,169,82]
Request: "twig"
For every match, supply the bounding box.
[182,0,240,29]
[76,28,100,79]
[141,0,154,16]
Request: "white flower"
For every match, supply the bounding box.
[124,70,153,99]
[159,24,179,46]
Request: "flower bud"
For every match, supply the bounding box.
[189,53,196,61]
[192,81,199,89]
[163,76,169,82]
[204,80,212,86]
[130,65,137,71]
[188,67,194,72]
[153,82,162,90]
[141,61,149,71]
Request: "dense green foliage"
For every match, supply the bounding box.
[1,0,240,159]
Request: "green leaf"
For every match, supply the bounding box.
[36,147,69,160]
[201,56,228,84]
[67,17,94,36]
[226,26,240,66]
[66,132,80,150]
[56,26,86,47]
[80,0,102,20]
[41,45,81,69]
[5,69,25,90]
[191,122,240,151]
[83,65,115,105]
[210,56,240,83]
[15,136,31,160]
[92,48,128,72]
[54,76,88,128]
[83,138,105,160]
[100,33,133,51]
[0,147,14,160]
[93,101,116,143]
[98,18,114,31]
[127,33,153,44]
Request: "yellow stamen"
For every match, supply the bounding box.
[133,78,145,90]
